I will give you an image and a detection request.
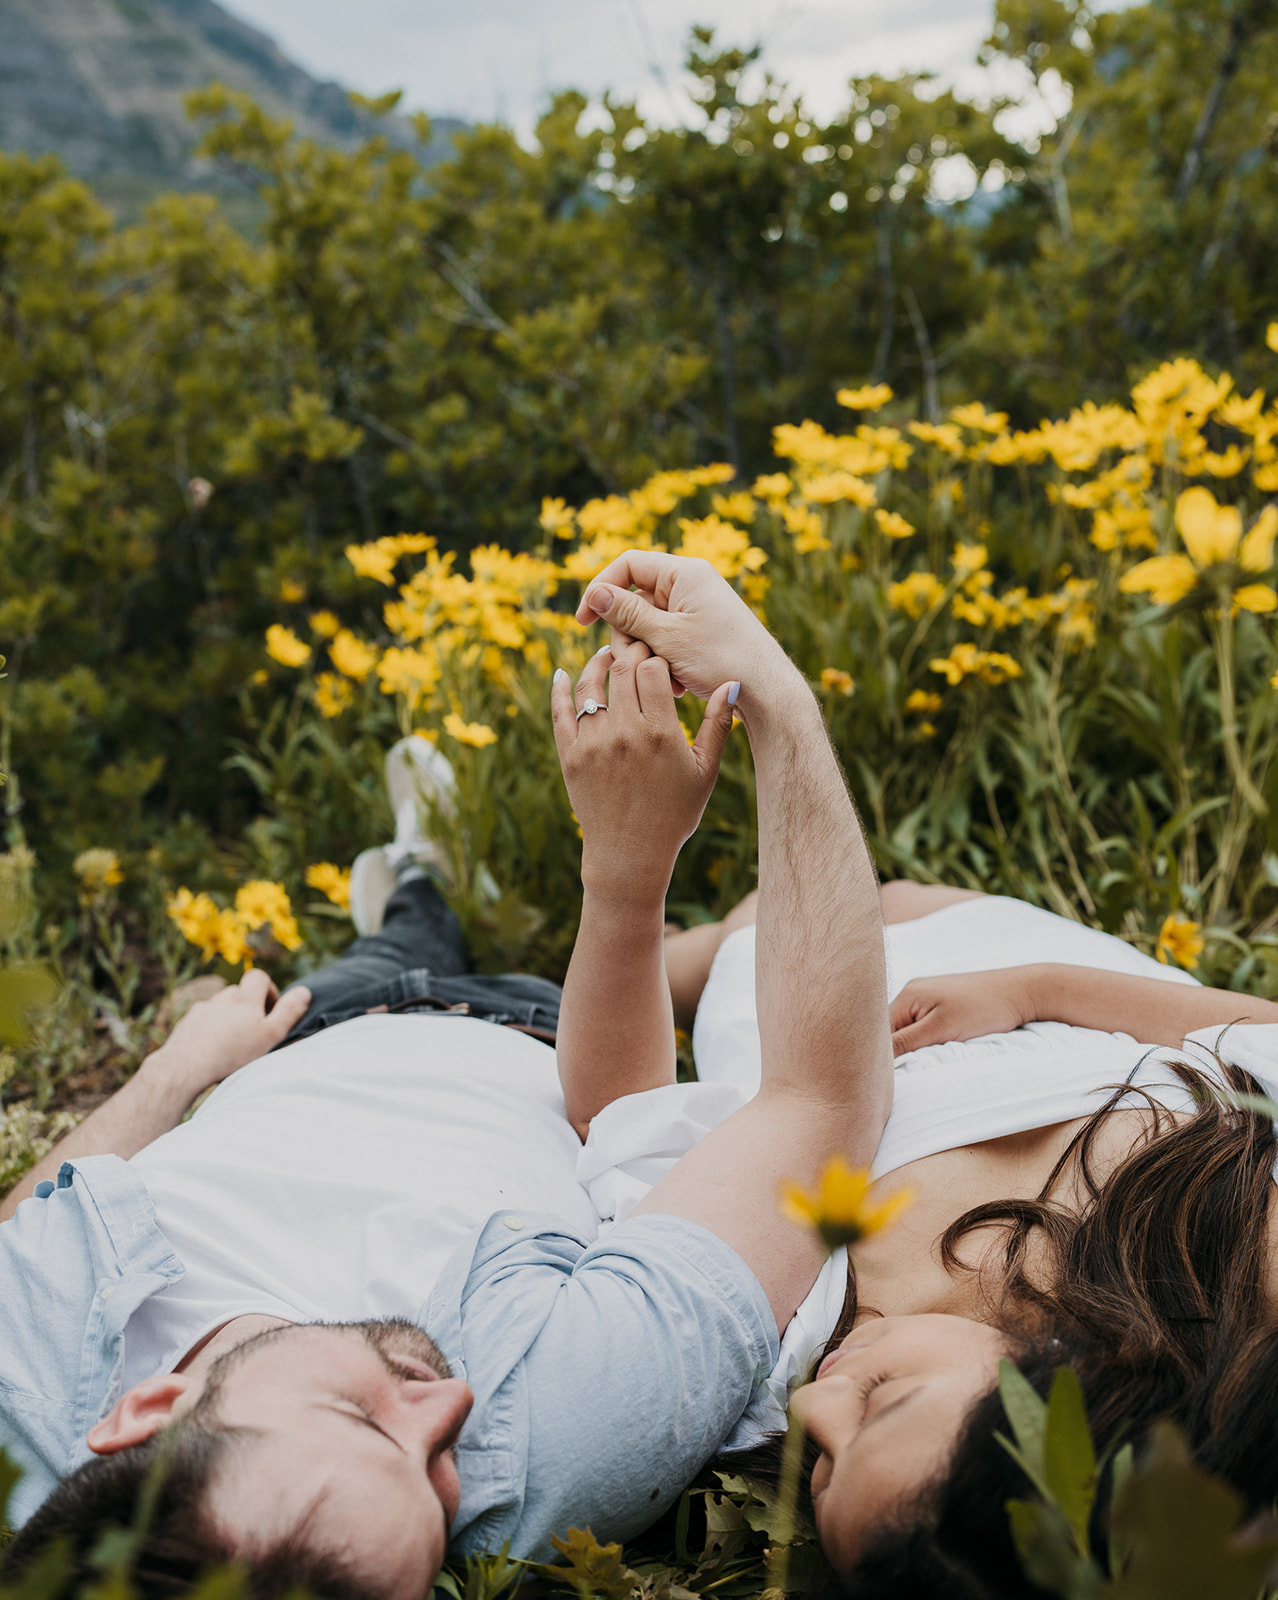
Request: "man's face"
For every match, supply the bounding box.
[189,1320,473,1600]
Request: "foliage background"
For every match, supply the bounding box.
[5,0,1278,1589]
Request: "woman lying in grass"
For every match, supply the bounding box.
[658,884,1278,1595]
[590,556,1278,1598]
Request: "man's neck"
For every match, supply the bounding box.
[174,1313,296,1378]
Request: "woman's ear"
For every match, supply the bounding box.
[87,1374,194,1454]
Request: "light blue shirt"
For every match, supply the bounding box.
[0,1161,779,1557]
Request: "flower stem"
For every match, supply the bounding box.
[1211,605,1267,818]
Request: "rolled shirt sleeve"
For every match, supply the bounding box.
[424,1210,779,1561]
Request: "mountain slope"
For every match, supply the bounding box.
[0,0,462,204]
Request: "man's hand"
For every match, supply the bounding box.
[0,972,311,1222]
[157,971,312,1099]
[575,552,801,726]
[889,971,1035,1056]
[551,640,735,906]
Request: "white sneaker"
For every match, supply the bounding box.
[349,738,458,936]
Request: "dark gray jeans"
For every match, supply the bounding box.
[281,876,562,1045]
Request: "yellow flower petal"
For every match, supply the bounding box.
[264,624,311,668]
[1175,486,1241,567]
[1119,554,1199,606]
[779,1156,913,1252]
[1240,506,1278,573]
[1232,583,1278,615]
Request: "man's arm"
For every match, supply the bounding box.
[551,639,735,1139]
[890,963,1278,1055]
[0,972,309,1222]
[574,555,894,1331]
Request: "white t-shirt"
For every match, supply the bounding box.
[125,1015,599,1387]
[581,894,1228,1444]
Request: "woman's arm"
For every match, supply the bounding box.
[890,963,1278,1055]
[0,972,310,1222]
[576,554,895,1331]
[551,639,736,1139]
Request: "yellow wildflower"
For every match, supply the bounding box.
[929,644,1021,687]
[837,383,893,411]
[820,668,855,697]
[888,571,944,617]
[539,497,575,537]
[577,495,642,542]
[1267,323,1278,354]
[904,690,943,715]
[951,542,988,579]
[235,880,302,952]
[874,509,915,540]
[265,625,311,668]
[753,473,793,501]
[711,490,757,525]
[306,863,351,912]
[309,610,340,638]
[314,673,354,718]
[1155,912,1204,971]
[801,471,877,508]
[1195,445,1250,478]
[1219,389,1265,430]
[1121,489,1278,609]
[167,888,250,967]
[329,629,378,683]
[950,402,1008,434]
[908,421,966,457]
[279,578,305,604]
[443,712,498,749]
[73,848,123,900]
[780,1156,914,1252]
[674,515,768,580]
[780,503,829,553]
[377,646,440,705]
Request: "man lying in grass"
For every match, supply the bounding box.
[0,557,894,1599]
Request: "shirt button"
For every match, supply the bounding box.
[502,1215,524,1231]
[101,1287,115,1300]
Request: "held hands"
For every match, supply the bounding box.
[148,970,312,1098]
[552,639,736,905]
[889,969,1035,1057]
[574,552,801,721]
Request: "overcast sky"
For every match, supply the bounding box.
[217,0,1038,139]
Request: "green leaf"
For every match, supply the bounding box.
[1108,1423,1278,1600]
[0,1447,23,1532]
[1042,1366,1097,1559]
[1007,1499,1102,1600]
[0,965,57,1047]
[997,1358,1051,1500]
[540,1528,639,1600]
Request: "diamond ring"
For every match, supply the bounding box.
[575,699,608,720]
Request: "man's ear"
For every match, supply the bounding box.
[87,1374,195,1455]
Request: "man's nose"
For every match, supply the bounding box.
[399,1377,474,1451]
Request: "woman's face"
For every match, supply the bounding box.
[789,1313,1009,1574]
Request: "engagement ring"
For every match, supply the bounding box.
[576,699,608,720]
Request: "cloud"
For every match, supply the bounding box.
[218,0,995,136]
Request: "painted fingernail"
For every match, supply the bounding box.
[588,586,614,615]
[553,668,568,685]
[595,643,613,656]
[727,681,741,707]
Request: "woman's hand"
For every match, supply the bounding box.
[889,970,1035,1056]
[155,970,312,1099]
[551,639,736,907]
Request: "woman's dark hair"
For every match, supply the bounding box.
[737,1050,1278,1595]
[3,1418,384,1600]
